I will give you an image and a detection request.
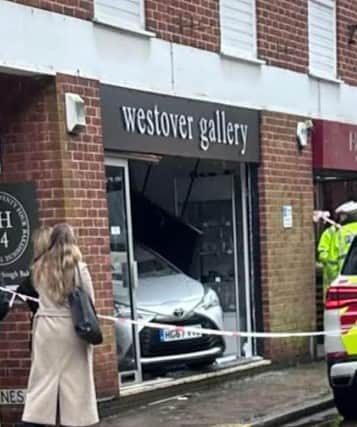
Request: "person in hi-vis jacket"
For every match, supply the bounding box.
[318,222,339,294]
[320,201,357,292]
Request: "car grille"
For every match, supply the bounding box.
[140,314,224,358]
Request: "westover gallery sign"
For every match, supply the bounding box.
[101,85,260,162]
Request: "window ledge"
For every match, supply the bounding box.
[93,16,156,38]
[221,49,266,66]
[309,69,343,85]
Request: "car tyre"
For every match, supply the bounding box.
[333,386,357,420]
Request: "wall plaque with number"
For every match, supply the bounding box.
[0,182,39,288]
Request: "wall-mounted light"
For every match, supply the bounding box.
[296,120,313,151]
[65,93,86,135]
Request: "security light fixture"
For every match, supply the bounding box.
[296,120,313,151]
[65,93,86,135]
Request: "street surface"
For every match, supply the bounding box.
[99,363,331,427]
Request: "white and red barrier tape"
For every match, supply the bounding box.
[0,286,341,338]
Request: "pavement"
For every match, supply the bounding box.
[99,361,335,427]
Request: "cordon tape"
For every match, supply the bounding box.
[0,286,342,338]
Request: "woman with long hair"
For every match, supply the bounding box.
[0,225,52,320]
[20,225,53,313]
[22,223,99,427]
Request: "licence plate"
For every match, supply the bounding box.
[160,325,202,342]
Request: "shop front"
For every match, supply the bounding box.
[313,119,357,336]
[100,85,261,385]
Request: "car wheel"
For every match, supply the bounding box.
[333,386,357,420]
[186,358,217,370]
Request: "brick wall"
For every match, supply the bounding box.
[0,75,63,427]
[145,0,310,71]
[8,0,93,20]
[259,112,315,361]
[7,0,357,89]
[337,0,357,86]
[0,74,117,427]
[145,0,220,52]
[55,74,117,398]
[256,0,308,73]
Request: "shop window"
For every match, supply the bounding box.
[220,0,257,60]
[94,0,145,32]
[308,0,337,79]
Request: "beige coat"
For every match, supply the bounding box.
[22,262,99,426]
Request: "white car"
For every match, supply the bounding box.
[113,244,225,371]
[324,236,357,419]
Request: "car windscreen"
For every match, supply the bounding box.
[135,244,179,278]
[342,236,357,275]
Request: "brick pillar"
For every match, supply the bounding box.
[259,111,316,362]
[55,74,118,398]
[0,74,118,427]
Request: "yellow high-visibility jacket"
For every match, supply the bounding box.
[328,221,357,280]
[318,226,339,290]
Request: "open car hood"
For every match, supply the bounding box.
[136,273,204,316]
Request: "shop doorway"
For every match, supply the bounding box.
[106,158,142,385]
[106,156,256,386]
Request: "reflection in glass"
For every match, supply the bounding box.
[106,166,138,374]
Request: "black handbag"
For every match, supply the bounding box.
[68,265,103,345]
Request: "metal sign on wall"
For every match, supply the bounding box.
[0,389,26,405]
[100,85,260,162]
[0,182,39,288]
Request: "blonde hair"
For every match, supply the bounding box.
[33,223,82,304]
[31,225,52,262]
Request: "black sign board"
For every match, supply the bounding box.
[0,182,39,288]
[101,85,260,162]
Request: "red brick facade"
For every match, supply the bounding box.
[256,0,309,74]
[259,112,315,361]
[5,0,357,87]
[145,0,220,52]
[9,0,93,20]
[0,74,117,427]
[337,0,357,85]
[0,3,355,424]
[54,74,117,398]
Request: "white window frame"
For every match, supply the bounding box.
[220,0,260,63]
[308,0,337,81]
[94,0,154,38]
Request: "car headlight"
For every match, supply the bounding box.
[114,302,153,320]
[201,288,220,310]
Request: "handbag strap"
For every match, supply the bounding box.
[74,263,83,289]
